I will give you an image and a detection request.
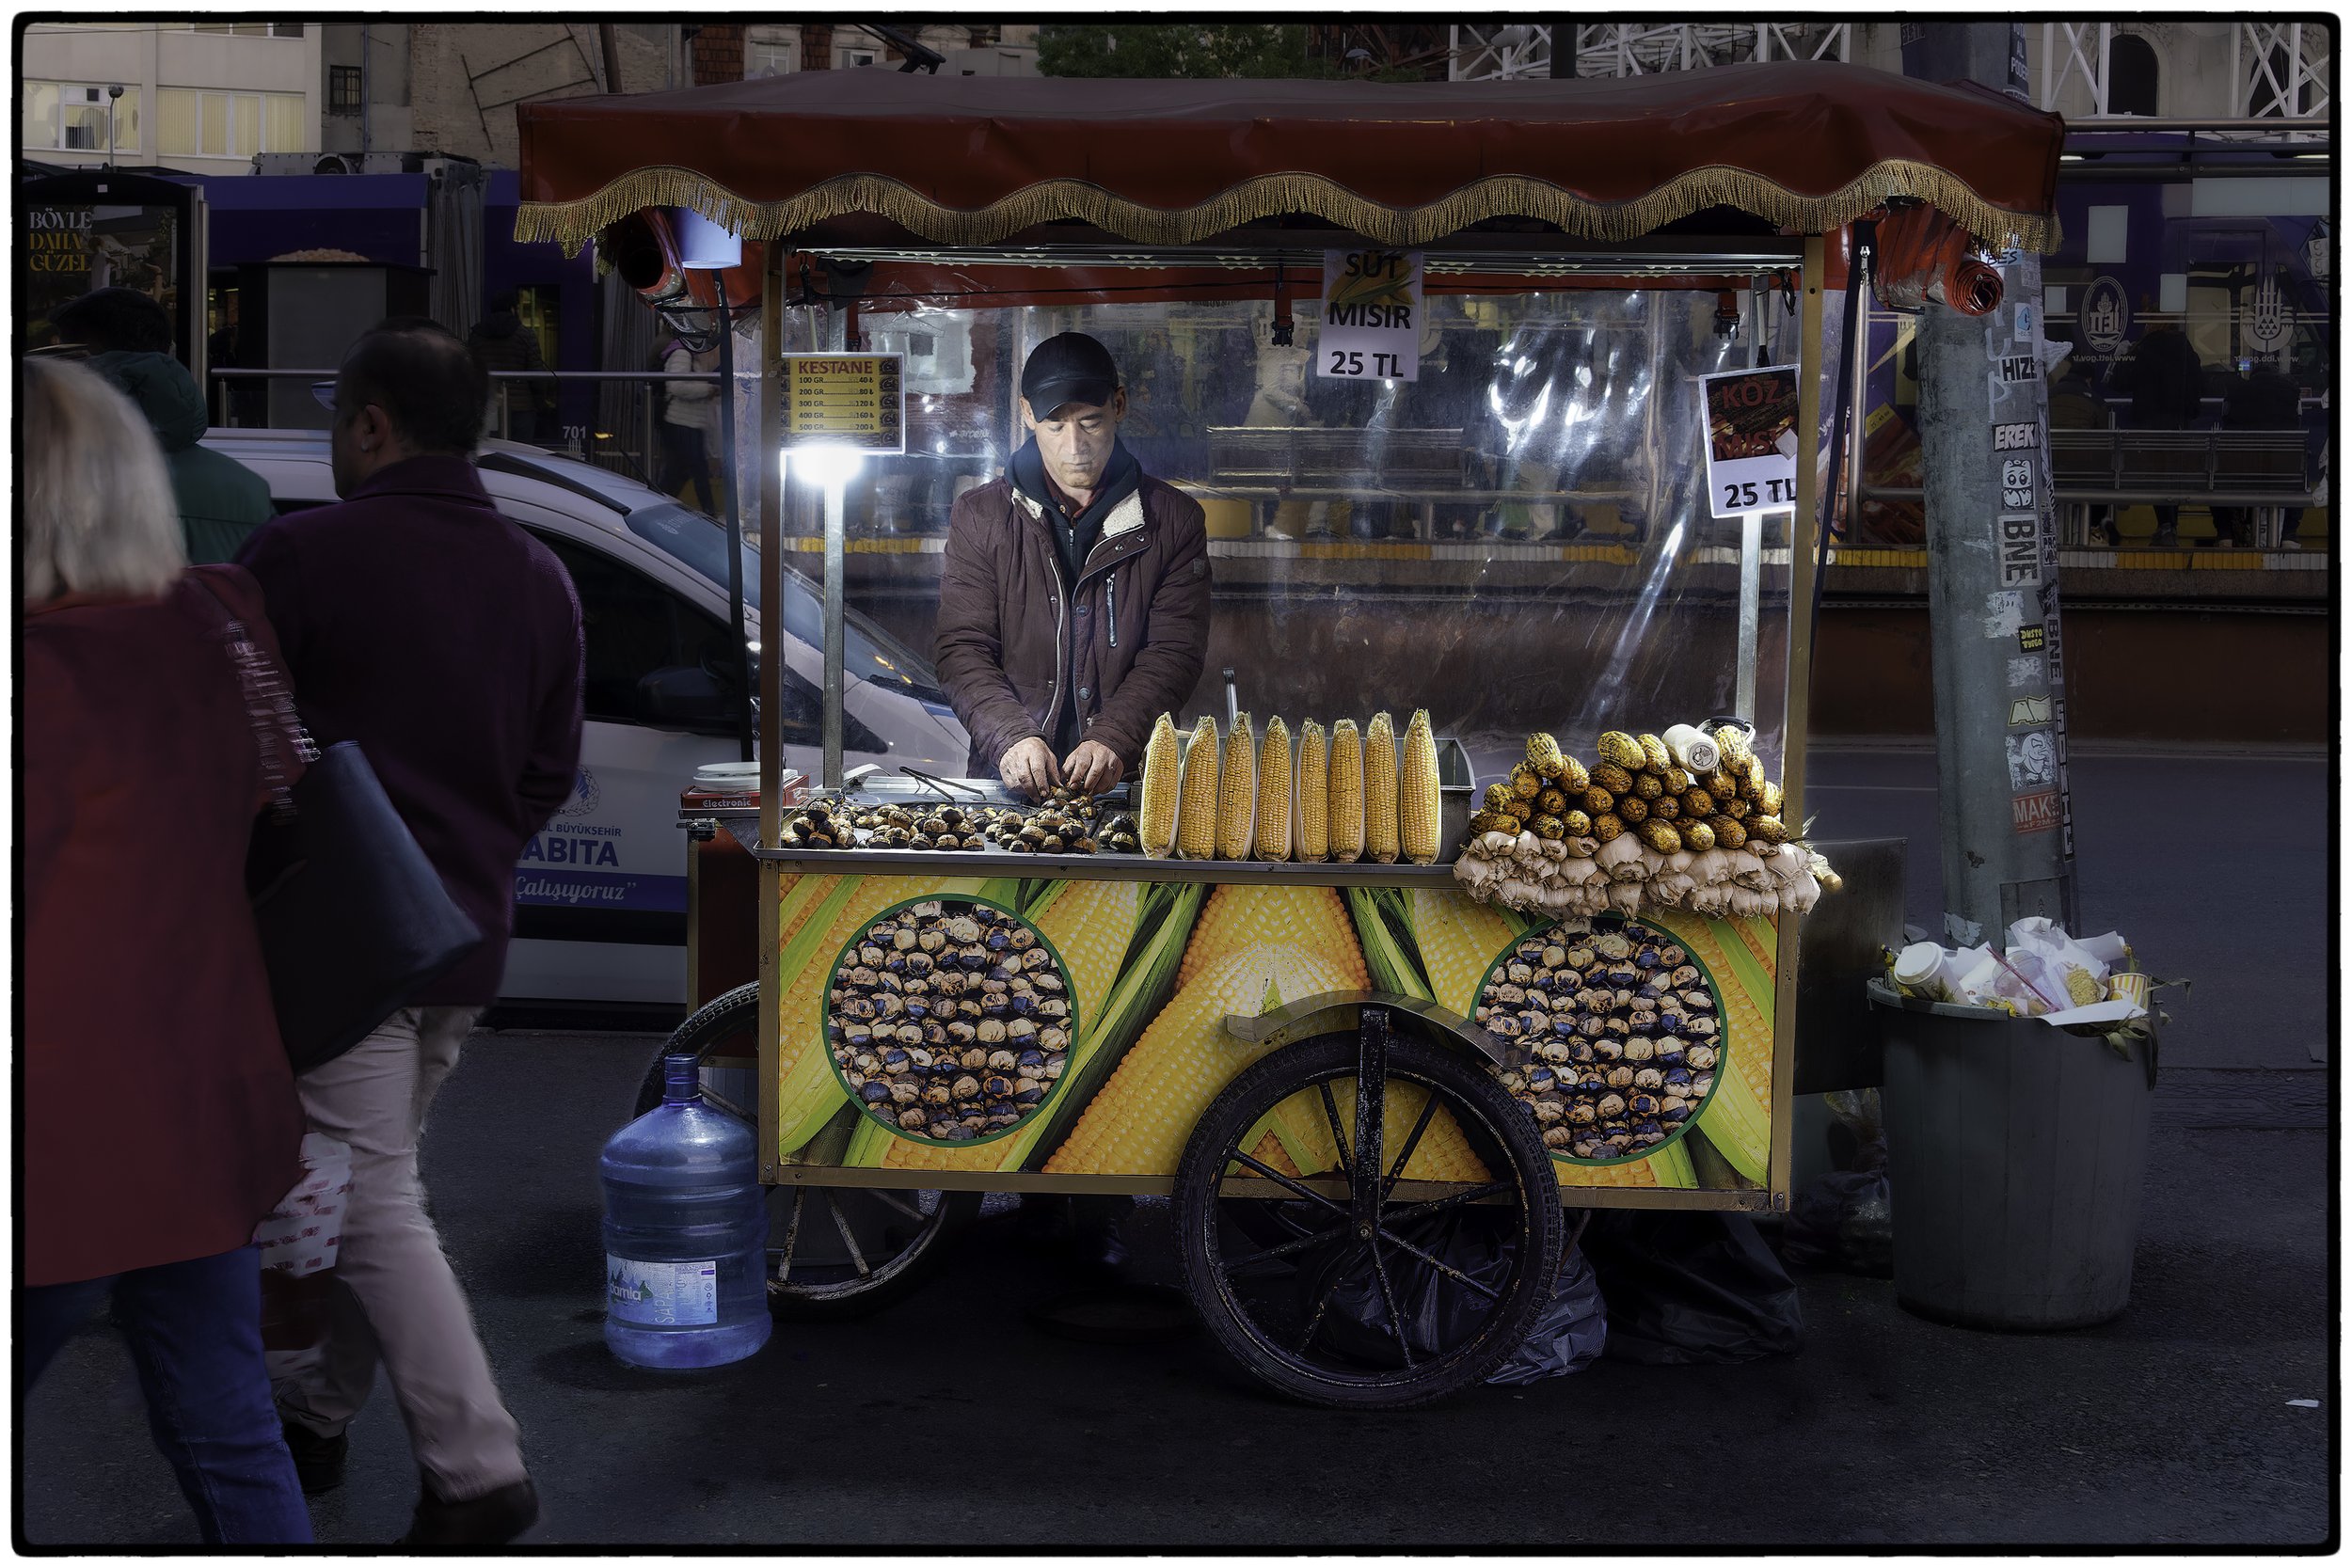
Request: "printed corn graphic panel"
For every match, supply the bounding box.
[771,872,1775,1195]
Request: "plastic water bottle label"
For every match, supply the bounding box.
[606,1255,719,1326]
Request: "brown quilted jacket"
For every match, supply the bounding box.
[934,472,1211,781]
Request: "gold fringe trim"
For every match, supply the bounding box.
[515,160,2058,257]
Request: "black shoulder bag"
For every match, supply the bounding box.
[205,583,483,1072]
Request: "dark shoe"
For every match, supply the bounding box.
[279,1418,347,1497]
[397,1476,539,1546]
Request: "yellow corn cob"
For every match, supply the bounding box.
[1255,1079,1493,1184]
[1328,719,1365,863]
[1217,713,1257,861]
[1028,877,1144,1037]
[1295,720,1329,863]
[1662,914,1775,1184]
[1176,715,1220,858]
[1363,713,1400,863]
[1527,732,1565,779]
[1400,709,1441,864]
[1137,713,1181,856]
[1255,717,1293,862]
[1043,941,1359,1176]
[1177,884,1368,991]
[1403,886,1516,1015]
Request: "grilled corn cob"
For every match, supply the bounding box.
[1638,734,1673,772]
[1137,714,1181,857]
[1296,720,1329,863]
[1535,787,1569,817]
[1557,755,1591,796]
[1681,819,1716,851]
[1757,781,1784,819]
[1216,713,1257,861]
[1561,809,1593,837]
[1254,717,1293,862]
[1469,808,1521,836]
[1683,787,1716,816]
[1582,785,1617,816]
[1176,715,1220,858]
[1640,820,1682,854]
[1592,762,1635,797]
[1617,794,1649,825]
[1507,763,1543,801]
[1597,731,1645,770]
[1328,720,1365,864]
[1363,712,1400,864]
[1527,732,1566,780]
[1631,772,1664,800]
[1747,814,1788,846]
[1707,815,1747,848]
[1712,723,1753,768]
[1401,710,1442,865]
[1593,813,1625,843]
[1531,814,1565,840]
[1650,795,1681,822]
[1484,782,1518,813]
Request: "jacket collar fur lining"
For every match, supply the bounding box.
[1010,482,1148,541]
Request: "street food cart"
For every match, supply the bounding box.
[518,63,2063,1405]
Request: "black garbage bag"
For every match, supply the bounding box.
[1578,1210,1803,1364]
[1485,1247,1606,1385]
[1782,1138,1895,1278]
[1292,1208,1511,1369]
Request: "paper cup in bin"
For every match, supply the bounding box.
[256,1134,352,1359]
[2106,972,2152,1011]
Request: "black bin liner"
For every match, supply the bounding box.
[1578,1210,1803,1364]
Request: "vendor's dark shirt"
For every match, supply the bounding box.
[1008,439,1143,753]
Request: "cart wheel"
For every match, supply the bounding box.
[1174,1023,1563,1409]
[635,984,979,1320]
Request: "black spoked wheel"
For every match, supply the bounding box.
[1174,1022,1564,1409]
[636,984,978,1320]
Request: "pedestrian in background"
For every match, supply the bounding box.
[657,331,723,513]
[2212,354,2303,547]
[2115,313,2205,546]
[20,358,313,1545]
[236,319,584,1546]
[467,289,558,445]
[52,285,274,564]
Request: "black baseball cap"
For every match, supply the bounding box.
[1021,332,1120,417]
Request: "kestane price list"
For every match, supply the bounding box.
[780,353,905,453]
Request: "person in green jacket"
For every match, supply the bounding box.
[52,288,274,565]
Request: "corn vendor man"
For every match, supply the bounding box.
[935,332,1212,799]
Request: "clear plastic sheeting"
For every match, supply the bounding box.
[769,271,1836,791]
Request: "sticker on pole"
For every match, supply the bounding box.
[1699,366,1801,517]
[1317,250,1422,381]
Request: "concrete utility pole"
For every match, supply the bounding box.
[1903,23,2080,946]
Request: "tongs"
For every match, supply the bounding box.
[899,768,989,802]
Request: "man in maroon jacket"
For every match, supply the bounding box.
[236,319,582,1545]
[935,332,1212,797]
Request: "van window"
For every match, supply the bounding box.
[532,531,816,743]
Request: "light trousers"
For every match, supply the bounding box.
[273,1006,527,1500]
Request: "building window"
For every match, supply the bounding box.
[22,83,140,153]
[841,47,879,68]
[156,88,307,159]
[188,21,297,36]
[745,25,801,78]
[2108,34,2159,117]
[328,65,363,116]
[272,22,304,38]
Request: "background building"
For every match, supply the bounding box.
[23,20,321,174]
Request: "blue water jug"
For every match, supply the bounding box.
[600,1055,771,1369]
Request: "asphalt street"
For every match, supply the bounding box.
[19,744,2333,1548]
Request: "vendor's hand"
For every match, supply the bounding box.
[1060,739,1124,797]
[999,737,1061,800]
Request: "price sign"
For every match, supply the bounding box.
[1317,249,1422,382]
[1698,365,1802,518]
[780,353,906,453]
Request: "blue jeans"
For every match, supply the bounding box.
[20,1246,313,1544]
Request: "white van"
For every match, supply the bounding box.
[205,432,969,1009]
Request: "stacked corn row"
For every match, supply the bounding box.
[1148,710,1443,866]
[1454,723,1831,922]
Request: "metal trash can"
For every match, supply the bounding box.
[1867,979,2155,1331]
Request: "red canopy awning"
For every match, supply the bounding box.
[515,62,2062,257]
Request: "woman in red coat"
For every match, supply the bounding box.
[20,358,312,1544]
